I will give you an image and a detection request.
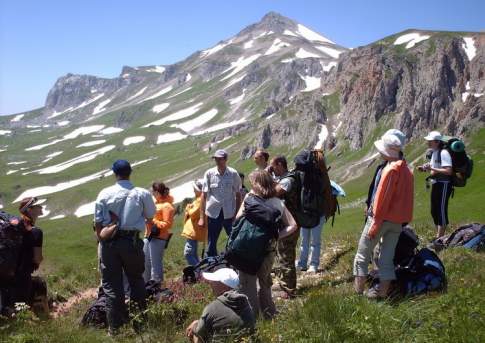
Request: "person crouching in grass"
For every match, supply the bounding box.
[353,134,414,299]
[143,182,175,285]
[181,179,208,266]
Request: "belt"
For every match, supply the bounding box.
[117,230,140,238]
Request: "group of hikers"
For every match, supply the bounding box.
[0,127,471,341]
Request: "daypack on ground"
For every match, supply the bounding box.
[429,223,485,252]
[284,149,337,228]
[395,248,446,297]
[81,283,175,328]
[438,136,473,187]
[225,194,281,275]
[0,211,25,281]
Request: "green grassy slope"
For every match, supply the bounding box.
[1,122,484,342]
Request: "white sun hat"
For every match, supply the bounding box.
[374,134,402,159]
[384,129,406,147]
[424,131,442,141]
[202,268,239,289]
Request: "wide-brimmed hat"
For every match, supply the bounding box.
[424,131,442,141]
[384,129,406,147]
[202,268,239,289]
[374,134,402,159]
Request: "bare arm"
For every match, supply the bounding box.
[278,205,298,239]
[275,183,286,198]
[235,191,242,216]
[430,166,453,176]
[197,192,207,228]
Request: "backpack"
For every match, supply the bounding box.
[225,194,281,275]
[395,248,446,297]
[438,137,473,187]
[393,226,419,267]
[0,211,25,281]
[430,223,485,252]
[80,287,108,328]
[286,149,337,228]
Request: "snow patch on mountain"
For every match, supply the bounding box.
[76,140,106,148]
[144,86,173,101]
[265,38,291,55]
[221,54,261,81]
[123,136,146,146]
[314,45,342,59]
[147,65,165,73]
[314,124,328,149]
[156,132,187,144]
[152,103,170,114]
[10,114,24,122]
[229,89,246,105]
[171,108,218,132]
[33,145,115,174]
[297,24,334,44]
[300,75,321,92]
[295,48,320,59]
[192,118,246,136]
[143,102,204,127]
[462,37,476,61]
[394,32,430,49]
[127,86,147,101]
[92,98,112,115]
[223,74,246,90]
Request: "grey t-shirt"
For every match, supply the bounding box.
[194,289,255,342]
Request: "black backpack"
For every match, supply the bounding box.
[438,137,473,187]
[225,194,281,275]
[284,149,335,228]
[0,211,25,281]
[80,287,108,328]
[395,248,446,297]
[393,226,419,267]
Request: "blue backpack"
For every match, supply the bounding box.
[395,248,446,297]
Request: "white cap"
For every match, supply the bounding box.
[384,129,406,147]
[202,268,239,289]
[424,131,442,141]
[374,134,402,159]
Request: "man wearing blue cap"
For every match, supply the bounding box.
[94,159,156,334]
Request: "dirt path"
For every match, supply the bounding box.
[51,287,98,318]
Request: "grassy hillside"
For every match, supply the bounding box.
[1,128,485,342]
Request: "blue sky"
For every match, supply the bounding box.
[1,0,483,115]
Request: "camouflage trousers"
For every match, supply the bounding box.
[275,229,300,294]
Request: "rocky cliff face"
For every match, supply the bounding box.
[323,31,485,149]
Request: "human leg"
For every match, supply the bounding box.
[257,252,277,319]
[309,216,326,270]
[184,239,200,266]
[207,211,224,257]
[149,238,166,283]
[297,228,310,270]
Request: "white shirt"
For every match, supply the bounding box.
[203,166,241,219]
[94,180,156,231]
[431,149,452,169]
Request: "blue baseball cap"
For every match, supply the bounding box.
[112,159,132,175]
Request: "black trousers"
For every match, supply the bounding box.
[431,182,452,226]
[99,235,146,331]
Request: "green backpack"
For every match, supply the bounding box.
[439,136,473,187]
[225,195,281,275]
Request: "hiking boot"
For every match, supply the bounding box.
[307,266,318,273]
[296,264,307,272]
[365,286,386,301]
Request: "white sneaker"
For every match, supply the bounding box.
[307,266,318,273]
